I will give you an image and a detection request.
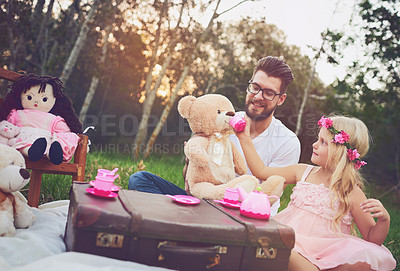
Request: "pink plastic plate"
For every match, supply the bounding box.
[166,195,200,205]
[86,188,118,198]
[214,199,241,209]
[90,181,120,192]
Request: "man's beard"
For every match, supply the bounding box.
[245,100,276,121]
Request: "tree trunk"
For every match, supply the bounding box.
[60,0,99,84]
[295,60,316,136]
[143,65,190,158]
[6,1,26,73]
[31,0,46,23]
[79,24,112,124]
[143,0,227,158]
[132,0,174,160]
[31,0,55,71]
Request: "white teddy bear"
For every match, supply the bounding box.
[0,144,35,237]
[0,120,20,147]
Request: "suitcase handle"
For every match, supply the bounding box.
[158,241,221,269]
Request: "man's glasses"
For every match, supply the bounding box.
[247,81,282,101]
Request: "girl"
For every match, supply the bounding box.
[235,114,396,271]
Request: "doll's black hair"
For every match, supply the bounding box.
[0,73,83,133]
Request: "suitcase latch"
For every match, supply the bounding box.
[96,232,124,248]
[256,237,277,259]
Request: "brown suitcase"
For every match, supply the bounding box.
[65,182,294,270]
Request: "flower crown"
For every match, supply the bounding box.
[318,116,367,170]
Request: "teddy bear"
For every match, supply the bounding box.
[0,144,35,237]
[178,94,284,202]
[0,120,20,146]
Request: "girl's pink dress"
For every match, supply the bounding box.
[7,109,80,162]
[274,165,396,271]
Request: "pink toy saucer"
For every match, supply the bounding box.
[166,195,200,205]
[86,188,118,198]
[89,181,120,192]
[214,199,241,209]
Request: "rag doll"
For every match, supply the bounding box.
[0,73,83,165]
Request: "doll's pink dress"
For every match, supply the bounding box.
[7,109,80,162]
[274,165,396,271]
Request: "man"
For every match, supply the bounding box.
[128,56,300,216]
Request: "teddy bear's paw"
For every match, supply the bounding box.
[14,197,35,228]
[232,176,258,193]
[259,175,285,205]
[0,212,16,237]
[14,210,35,229]
[8,138,18,146]
[191,182,225,200]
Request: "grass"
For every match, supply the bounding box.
[22,151,399,269]
[21,151,185,204]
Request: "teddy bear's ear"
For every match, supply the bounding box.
[177,95,196,119]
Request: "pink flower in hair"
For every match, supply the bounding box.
[333,131,350,144]
[317,115,367,170]
[318,116,333,129]
[347,148,360,161]
[354,160,367,170]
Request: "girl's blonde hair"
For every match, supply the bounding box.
[325,115,370,233]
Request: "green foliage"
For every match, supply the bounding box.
[324,0,400,189]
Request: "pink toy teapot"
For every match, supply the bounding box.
[237,186,278,220]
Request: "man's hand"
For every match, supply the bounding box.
[234,115,251,140]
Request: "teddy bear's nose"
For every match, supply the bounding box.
[226,111,235,116]
[20,168,30,180]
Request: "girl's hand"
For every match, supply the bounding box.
[360,198,390,222]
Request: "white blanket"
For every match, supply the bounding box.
[0,200,173,271]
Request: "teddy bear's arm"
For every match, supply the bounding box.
[8,138,18,146]
[0,200,16,236]
[13,192,35,229]
[190,182,227,200]
[0,137,8,145]
[231,141,248,175]
[184,137,210,167]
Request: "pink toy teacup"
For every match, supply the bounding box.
[97,168,118,178]
[229,115,246,132]
[223,188,239,204]
[93,175,116,195]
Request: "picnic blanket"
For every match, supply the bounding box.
[0,200,173,271]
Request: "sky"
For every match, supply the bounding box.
[215,0,358,86]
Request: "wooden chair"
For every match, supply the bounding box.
[0,67,88,207]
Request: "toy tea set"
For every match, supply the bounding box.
[217,187,278,220]
[167,186,278,220]
[86,168,120,198]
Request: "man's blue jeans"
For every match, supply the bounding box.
[128,171,187,195]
